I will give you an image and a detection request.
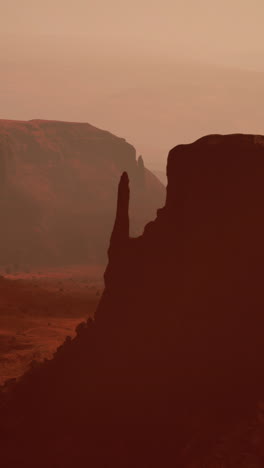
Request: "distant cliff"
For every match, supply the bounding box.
[1,134,264,467]
[0,119,165,267]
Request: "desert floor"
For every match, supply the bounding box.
[0,265,104,386]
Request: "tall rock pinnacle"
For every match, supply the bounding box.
[109,171,130,248]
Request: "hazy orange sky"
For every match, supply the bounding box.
[1,0,264,169]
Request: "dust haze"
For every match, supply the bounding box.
[1,0,264,169]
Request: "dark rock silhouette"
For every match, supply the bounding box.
[1,134,264,467]
[109,171,130,247]
[0,119,164,267]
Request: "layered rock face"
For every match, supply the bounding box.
[0,119,164,267]
[1,134,264,467]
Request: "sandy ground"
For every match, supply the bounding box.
[0,265,104,385]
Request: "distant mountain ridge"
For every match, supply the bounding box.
[0,119,165,268]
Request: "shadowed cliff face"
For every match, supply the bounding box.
[1,134,264,467]
[0,119,164,267]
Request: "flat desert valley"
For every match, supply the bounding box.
[0,265,104,385]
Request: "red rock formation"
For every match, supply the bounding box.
[1,134,264,467]
[109,171,130,247]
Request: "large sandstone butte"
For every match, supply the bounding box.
[0,119,164,267]
[1,134,264,467]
